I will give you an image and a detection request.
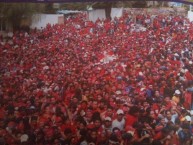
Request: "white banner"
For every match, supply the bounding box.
[111,8,123,19]
[188,11,193,22]
[31,14,64,29]
[88,9,106,22]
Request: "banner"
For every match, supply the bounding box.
[88,9,106,22]
[111,8,123,19]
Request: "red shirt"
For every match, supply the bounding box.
[125,114,138,127]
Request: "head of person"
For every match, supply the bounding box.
[174,90,181,96]
[93,118,102,129]
[165,110,172,120]
[116,109,124,121]
[129,106,140,117]
[108,133,120,145]
[104,117,112,128]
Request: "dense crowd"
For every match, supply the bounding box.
[0,10,193,145]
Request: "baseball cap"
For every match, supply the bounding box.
[105,117,112,122]
[175,90,181,95]
[20,134,28,143]
[185,116,191,121]
[190,110,193,116]
[117,109,124,115]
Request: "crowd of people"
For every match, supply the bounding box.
[0,10,193,145]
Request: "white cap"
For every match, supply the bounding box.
[180,69,185,73]
[175,90,181,95]
[174,53,179,57]
[14,107,19,111]
[185,116,191,121]
[140,88,146,92]
[139,72,143,76]
[80,141,88,145]
[116,90,122,95]
[117,109,124,115]
[29,106,35,109]
[104,117,112,121]
[20,134,28,143]
[190,110,193,116]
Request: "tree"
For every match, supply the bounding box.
[0,3,45,31]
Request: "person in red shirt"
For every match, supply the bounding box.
[125,106,140,127]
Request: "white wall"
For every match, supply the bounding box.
[111,8,123,19]
[188,11,193,22]
[30,14,64,29]
[88,8,124,22]
[88,9,106,22]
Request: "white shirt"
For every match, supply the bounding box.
[112,118,125,131]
